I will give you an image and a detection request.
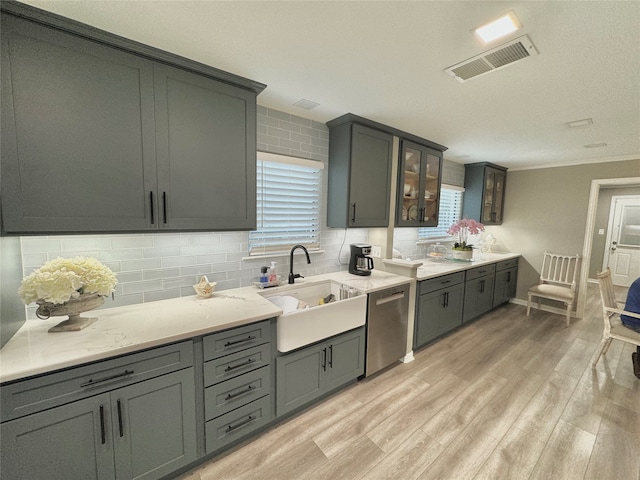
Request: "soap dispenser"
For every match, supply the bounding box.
[269,261,277,283]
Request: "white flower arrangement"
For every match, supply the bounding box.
[19,256,117,305]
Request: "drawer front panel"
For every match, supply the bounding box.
[204,343,271,387]
[204,366,271,421]
[205,395,272,453]
[465,264,496,281]
[1,341,194,423]
[203,321,270,361]
[419,272,465,295]
[496,258,519,271]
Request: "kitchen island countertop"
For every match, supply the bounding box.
[0,270,413,384]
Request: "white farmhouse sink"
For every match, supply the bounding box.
[258,280,367,352]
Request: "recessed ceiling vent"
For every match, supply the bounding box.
[445,35,538,82]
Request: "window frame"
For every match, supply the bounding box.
[248,152,324,257]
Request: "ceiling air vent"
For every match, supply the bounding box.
[445,35,538,83]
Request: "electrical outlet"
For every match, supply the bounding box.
[371,245,382,257]
[598,229,605,235]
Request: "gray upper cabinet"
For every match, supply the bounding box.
[154,64,256,230]
[462,162,507,225]
[396,140,443,227]
[1,13,157,233]
[0,5,263,234]
[327,117,393,228]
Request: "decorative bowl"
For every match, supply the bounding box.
[194,275,217,298]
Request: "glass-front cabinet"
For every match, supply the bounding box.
[482,168,506,224]
[396,140,442,227]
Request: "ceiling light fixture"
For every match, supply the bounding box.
[473,11,522,44]
[293,99,319,110]
[566,118,593,128]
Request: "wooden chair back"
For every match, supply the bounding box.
[539,251,580,290]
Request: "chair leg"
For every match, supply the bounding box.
[565,304,571,326]
[527,294,532,316]
[592,337,613,366]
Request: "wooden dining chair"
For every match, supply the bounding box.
[526,251,581,326]
[592,268,640,366]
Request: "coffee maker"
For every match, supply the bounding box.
[349,243,374,276]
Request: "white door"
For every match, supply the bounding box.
[604,196,640,287]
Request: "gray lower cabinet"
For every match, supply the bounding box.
[0,358,197,480]
[463,265,496,323]
[276,327,365,416]
[0,7,261,234]
[493,258,519,307]
[414,272,465,349]
[202,320,273,454]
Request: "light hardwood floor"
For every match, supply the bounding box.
[178,284,640,480]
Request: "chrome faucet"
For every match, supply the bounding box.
[288,244,311,284]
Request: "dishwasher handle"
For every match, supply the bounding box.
[375,291,405,306]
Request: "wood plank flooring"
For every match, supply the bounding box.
[178,284,639,480]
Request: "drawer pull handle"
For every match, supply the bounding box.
[81,369,134,388]
[99,405,106,445]
[441,280,451,284]
[225,358,255,372]
[226,415,256,432]
[225,385,255,401]
[224,336,256,347]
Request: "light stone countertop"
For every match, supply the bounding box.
[383,252,521,281]
[0,270,413,384]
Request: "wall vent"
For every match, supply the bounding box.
[445,35,538,82]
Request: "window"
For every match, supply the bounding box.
[418,185,464,240]
[249,152,323,256]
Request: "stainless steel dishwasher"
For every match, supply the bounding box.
[366,284,409,376]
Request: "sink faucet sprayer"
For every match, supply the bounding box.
[288,245,311,284]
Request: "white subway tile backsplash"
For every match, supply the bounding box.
[143,267,181,280]
[21,237,62,254]
[120,258,162,272]
[121,280,164,295]
[143,246,182,258]
[151,235,191,248]
[100,249,144,262]
[110,235,155,249]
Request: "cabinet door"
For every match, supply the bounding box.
[439,284,464,333]
[154,64,257,231]
[326,328,365,390]
[492,169,506,224]
[463,275,495,323]
[348,124,393,227]
[0,393,115,480]
[113,368,197,480]
[481,169,496,224]
[1,14,157,233]
[276,344,324,416]
[397,140,443,227]
[493,267,517,307]
[414,290,443,348]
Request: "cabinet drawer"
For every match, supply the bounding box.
[203,321,270,361]
[204,343,271,387]
[465,264,496,281]
[204,366,271,421]
[419,272,465,295]
[1,341,194,423]
[205,395,272,453]
[496,258,519,271]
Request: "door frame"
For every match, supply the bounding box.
[580,177,640,318]
[603,195,640,285]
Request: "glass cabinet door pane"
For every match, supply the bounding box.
[424,152,440,224]
[400,146,421,223]
[493,172,505,223]
[482,171,495,223]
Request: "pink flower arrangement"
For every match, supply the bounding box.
[447,218,485,250]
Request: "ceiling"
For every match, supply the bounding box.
[19,0,640,171]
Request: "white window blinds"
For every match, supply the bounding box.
[249,152,323,256]
[419,185,464,239]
